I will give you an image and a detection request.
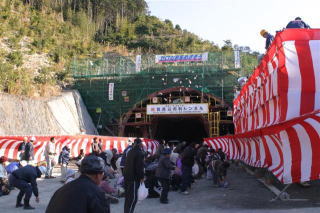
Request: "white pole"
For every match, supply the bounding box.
[221,79,224,101]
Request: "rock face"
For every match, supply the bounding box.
[0,90,98,136]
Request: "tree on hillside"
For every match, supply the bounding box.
[222,40,233,51]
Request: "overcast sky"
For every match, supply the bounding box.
[146,0,320,53]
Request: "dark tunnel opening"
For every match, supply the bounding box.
[152,116,208,143]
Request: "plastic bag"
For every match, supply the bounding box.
[138,182,148,201]
[206,169,213,179]
[192,163,199,176]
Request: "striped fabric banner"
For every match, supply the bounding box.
[0,135,159,163]
[233,29,320,134]
[205,110,320,184]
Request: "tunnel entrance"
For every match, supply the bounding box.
[120,87,233,140]
[152,115,208,143]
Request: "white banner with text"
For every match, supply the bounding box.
[147,103,209,115]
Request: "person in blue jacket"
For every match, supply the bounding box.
[286,17,310,29]
[260,29,274,50]
[9,165,47,209]
[120,140,133,173]
[5,161,22,174]
[58,146,70,182]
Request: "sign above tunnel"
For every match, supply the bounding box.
[155,52,208,63]
[147,103,209,115]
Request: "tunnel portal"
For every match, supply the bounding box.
[120,87,233,142]
[152,115,208,143]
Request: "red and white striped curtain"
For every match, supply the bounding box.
[207,29,320,184]
[233,29,320,134]
[0,135,159,162]
[205,110,320,184]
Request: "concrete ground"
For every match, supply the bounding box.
[1,164,320,213]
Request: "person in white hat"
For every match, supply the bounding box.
[9,164,46,209]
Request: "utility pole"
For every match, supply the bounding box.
[221,79,224,103]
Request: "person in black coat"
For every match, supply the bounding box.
[120,142,133,170]
[23,137,35,162]
[18,137,28,161]
[180,143,199,194]
[286,17,310,29]
[155,148,174,204]
[46,155,110,213]
[196,144,209,178]
[9,165,47,209]
[123,138,145,213]
[218,148,226,161]
[144,154,160,198]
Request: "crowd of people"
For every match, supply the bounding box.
[0,136,230,212]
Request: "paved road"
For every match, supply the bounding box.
[1,164,320,213]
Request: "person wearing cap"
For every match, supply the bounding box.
[123,138,145,213]
[9,164,46,209]
[155,148,175,204]
[18,137,28,161]
[286,17,310,29]
[44,137,57,179]
[260,29,274,50]
[46,155,110,213]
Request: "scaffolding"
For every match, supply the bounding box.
[71,52,257,135]
[71,52,257,78]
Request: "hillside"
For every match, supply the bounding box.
[0,0,258,97]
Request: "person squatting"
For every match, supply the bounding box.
[1,136,230,213]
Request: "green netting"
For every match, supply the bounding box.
[72,52,258,133]
[71,52,256,78]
